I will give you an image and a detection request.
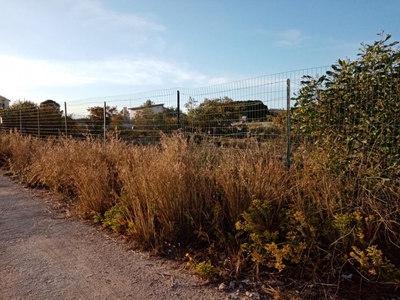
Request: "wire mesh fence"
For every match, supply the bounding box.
[0,67,327,133]
[1,65,399,171]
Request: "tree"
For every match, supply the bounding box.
[110,110,126,130]
[292,33,400,180]
[187,97,237,134]
[86,105,118,135]
[39,100,63,136]
[163,106,187,132]
[133,100,162,131]
[0,100,39,135]
[141,99,155,107]
[186,97,268,135]
[0,100,70,137]
[184,96,198,111]
[130,100,185,135]
[40,99,61,111]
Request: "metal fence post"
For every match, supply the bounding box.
[37,107,40,138]
[19,110,22,133]
[104,101,107,141]
[286,78,291,169]
[64,102,68,136]
[177,90,180,129]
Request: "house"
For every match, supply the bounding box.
[128,104,164,119]
[0,96,10,110]
[0,96,10,124]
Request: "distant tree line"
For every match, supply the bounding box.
[1,96,271,140]
[0,100,79,137]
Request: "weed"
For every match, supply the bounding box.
[185,253,216,280]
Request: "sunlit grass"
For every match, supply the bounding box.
[0,131,399,290]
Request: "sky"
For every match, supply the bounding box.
[0,0,399,109]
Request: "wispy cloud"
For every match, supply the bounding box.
[249,28,310,48]
[0,0,168,60]
[66,0,169,59]
[70,0,165,32]
[321,37,363,52]
[274,29,310,47]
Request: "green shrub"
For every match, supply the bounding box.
[292,33,400,184]
[235,195,399,282]
[103,202,129,232]
[195,261,216,280]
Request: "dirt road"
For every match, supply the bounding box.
[0,174,227,300]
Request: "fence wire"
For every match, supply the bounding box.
[1,65,399,171]
[0,66,350,140]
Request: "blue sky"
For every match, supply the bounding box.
[0,0,399,105]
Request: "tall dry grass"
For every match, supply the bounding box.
[26,136,125,215]
[0,132,288,248]
[1,131,399,287]
[0,130,43,178]
[114,134,289,249]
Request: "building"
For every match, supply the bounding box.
[128,104,164,120]
[0,96,10,110]
[122,107,130,120]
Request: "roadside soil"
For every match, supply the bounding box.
[0,173,227,300]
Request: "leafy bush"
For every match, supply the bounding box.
[235,197,399,281]
[292,33,400,182]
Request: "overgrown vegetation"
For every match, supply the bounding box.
[292,33,400,181]
[0,34,399,298]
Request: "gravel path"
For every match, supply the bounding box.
[0,174,227,300]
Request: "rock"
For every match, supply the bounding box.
[219,282,228,290]
[245,291,260,299]
[229,281,236,289]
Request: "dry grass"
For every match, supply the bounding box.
[0,130,42,178]
[0,131,399,298]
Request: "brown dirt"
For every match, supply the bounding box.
[0,173,226,300]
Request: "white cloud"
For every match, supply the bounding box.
[274,29,310,47]
[0,0,168,60]
[0,54,227,101]
[0,55,94,89]
[0,1,228,102]
[70,0,165,32]
[249,28,310,48]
